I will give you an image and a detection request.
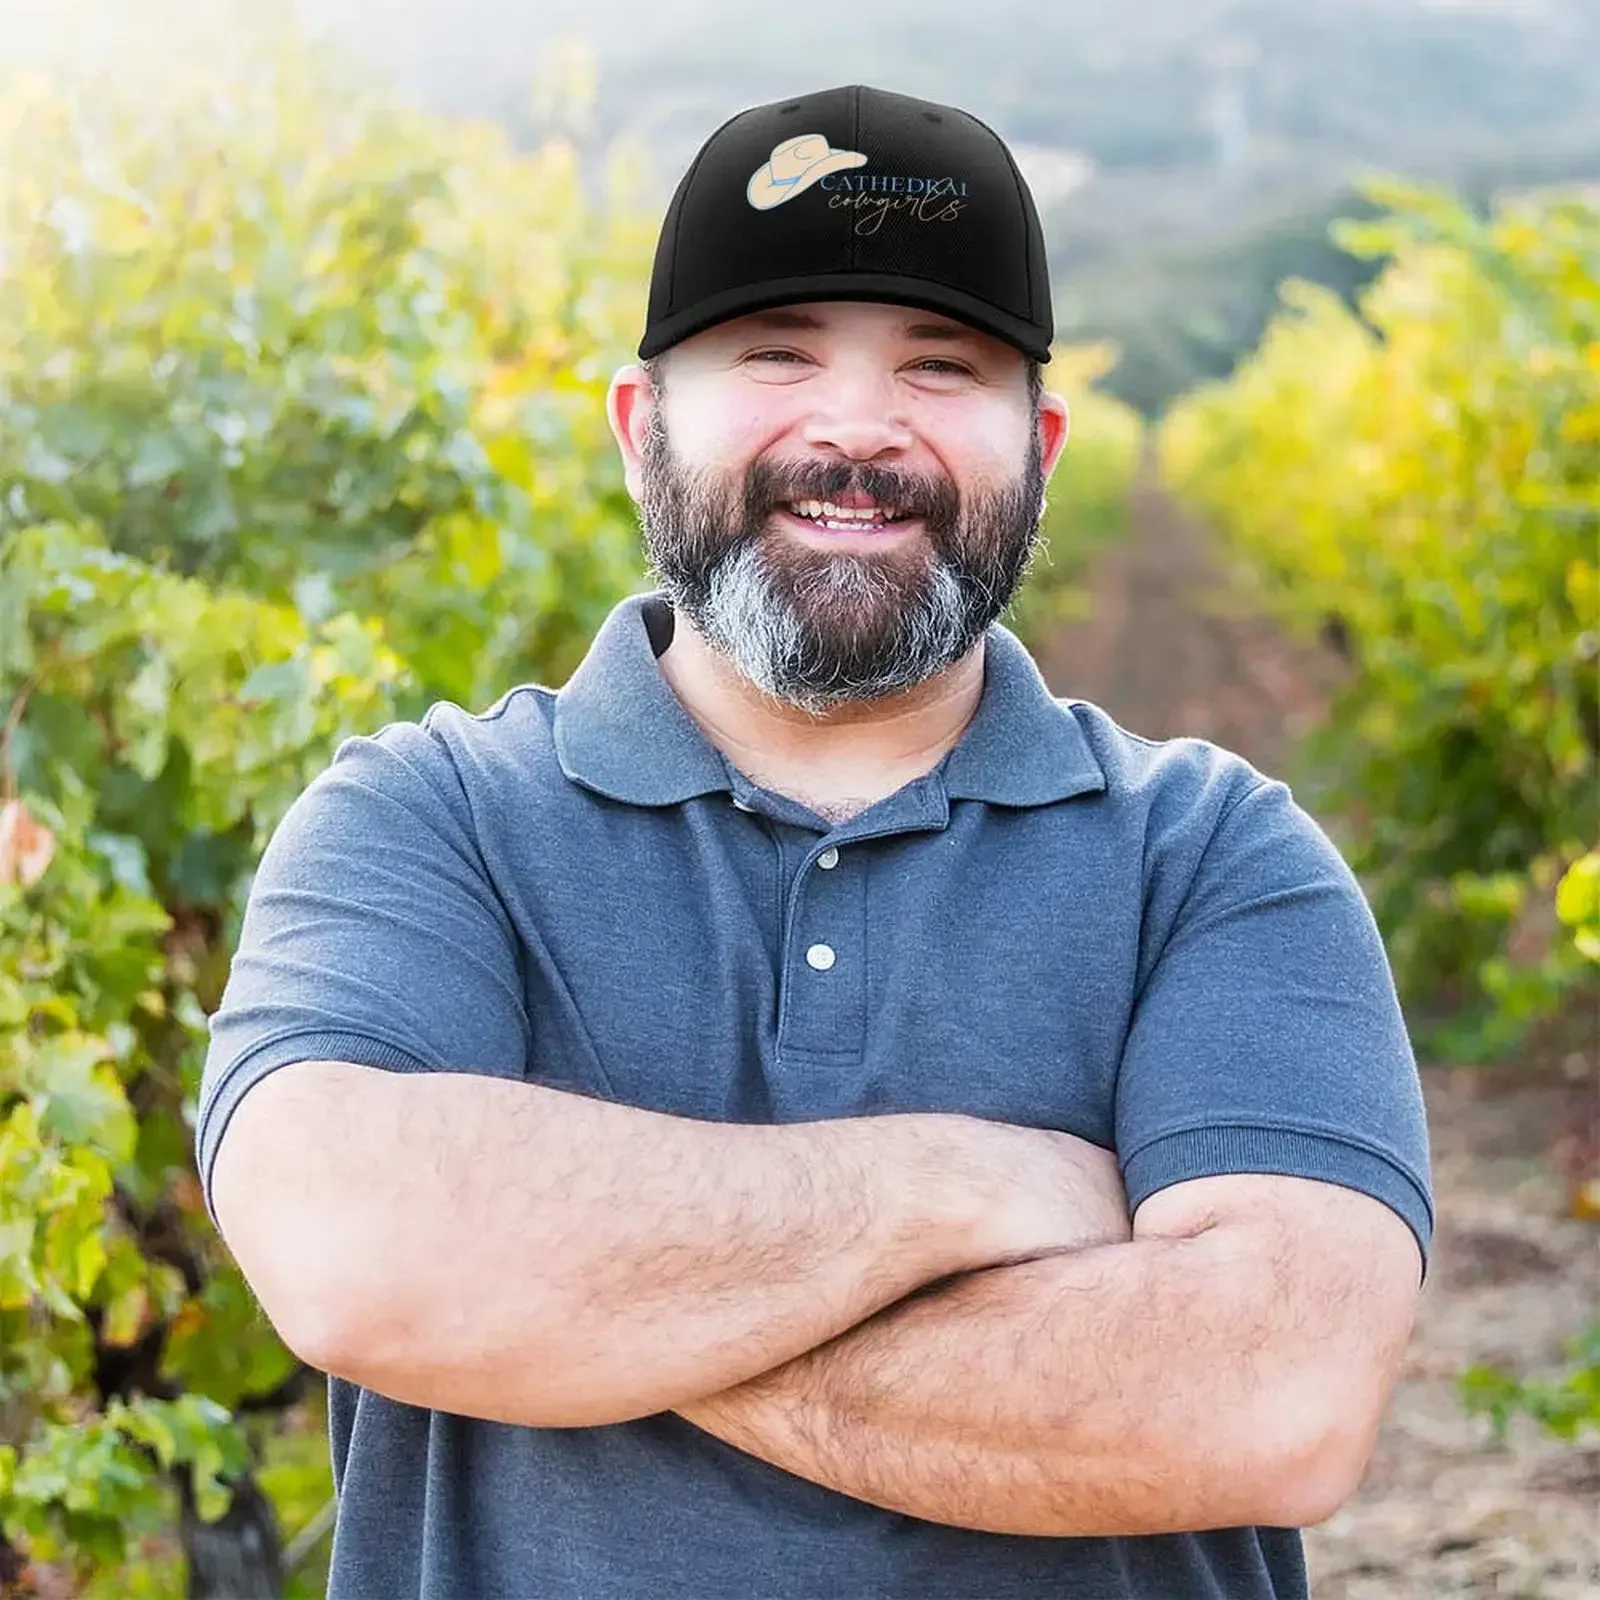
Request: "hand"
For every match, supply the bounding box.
[940,1117,1132,1271]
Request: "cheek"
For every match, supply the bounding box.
[931,406,1032,490]
[668,391,787,468]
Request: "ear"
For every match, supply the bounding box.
[607,363,661,501]
[1036,388,1071,481]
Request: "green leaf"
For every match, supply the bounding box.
[124,430,186,489]
[0,1216,39,1309]
[72,1227,108,1301]
[237,658,310,706]
[28,1037,137,1163]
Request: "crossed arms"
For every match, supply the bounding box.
[212,1058,1424,1538]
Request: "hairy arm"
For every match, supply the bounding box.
[677,1174,1425,1535]
[212,1060,1110,1428]
[205,716,1132,1432]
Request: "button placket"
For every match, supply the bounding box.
[804,847,841,971]
[778,840,867,1058]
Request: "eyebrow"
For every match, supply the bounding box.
[740,309,983,346]
[903,321,983,346]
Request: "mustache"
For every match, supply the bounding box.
[742,456,959,526]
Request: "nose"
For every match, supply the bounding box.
[798,367,915,461]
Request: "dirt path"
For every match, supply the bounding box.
[1036,462,1600,1599]
[1034,457,1348,779]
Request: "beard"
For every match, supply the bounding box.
[635,401,1048,717]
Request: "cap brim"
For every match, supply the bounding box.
[637,271,1053,365]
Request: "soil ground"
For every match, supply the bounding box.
[1036,463,1600,1599]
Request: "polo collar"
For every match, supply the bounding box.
[553,589,1106,810]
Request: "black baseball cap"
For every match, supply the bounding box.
[638,84,1054,366]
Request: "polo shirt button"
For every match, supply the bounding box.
[817,847,840,869]
[731,796,754,812]
[805,943,836,971]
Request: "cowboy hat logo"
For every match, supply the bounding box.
[747,134,868,210]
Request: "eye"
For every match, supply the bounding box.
[747,348,807,364]
[910,358,973,377]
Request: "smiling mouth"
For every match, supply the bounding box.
[777,498,920,534]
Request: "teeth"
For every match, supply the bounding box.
[788,500,901,522]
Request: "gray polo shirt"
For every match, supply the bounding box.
[198,587,1433,1600]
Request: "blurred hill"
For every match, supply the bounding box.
[6,0,1599,410]
[303,0,1600,411]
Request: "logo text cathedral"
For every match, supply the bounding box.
[818,173,969,197]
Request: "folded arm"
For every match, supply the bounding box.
[677,1172,1425,1535]
[211,1060,1118,1429]
[206,719,1132,1433]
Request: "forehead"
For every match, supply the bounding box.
[694,300,1008,356]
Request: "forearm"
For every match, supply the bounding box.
[215,1060,1000,1427]
[678,1227,1341,1536]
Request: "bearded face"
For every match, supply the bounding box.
[635,388,1048,716]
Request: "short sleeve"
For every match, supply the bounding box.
[195,713,531,1227]
[1115,776,1435,1279]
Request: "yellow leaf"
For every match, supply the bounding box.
[102,1280,152,1347]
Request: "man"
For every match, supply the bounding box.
[201,83,1433,1600]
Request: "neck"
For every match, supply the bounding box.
[655,611,987,783]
